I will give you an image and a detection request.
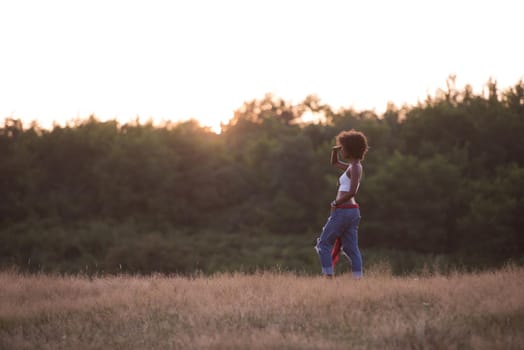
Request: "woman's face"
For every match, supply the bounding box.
[340,147,349,159]
[340,147,356,161]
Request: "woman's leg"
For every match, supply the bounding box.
[340,209,362,278]
[315,211,345,275]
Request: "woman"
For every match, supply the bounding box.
[315,129,368,278]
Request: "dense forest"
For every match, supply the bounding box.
[1,77,523,274]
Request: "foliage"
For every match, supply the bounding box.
[1,78,523,273]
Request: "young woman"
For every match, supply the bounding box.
[315,129,369,277]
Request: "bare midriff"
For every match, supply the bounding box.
[336,191,357,205]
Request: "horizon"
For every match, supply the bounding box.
[3,75,522,134]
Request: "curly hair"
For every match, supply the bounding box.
[336,129,369,160]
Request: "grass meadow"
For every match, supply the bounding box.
[1,265,523,350]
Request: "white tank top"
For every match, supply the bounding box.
[338,171,351,192]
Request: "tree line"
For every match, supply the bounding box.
[1,77,523,272]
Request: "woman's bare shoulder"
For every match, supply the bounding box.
[350,162,363,173]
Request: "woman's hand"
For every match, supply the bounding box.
[331,145,348,169]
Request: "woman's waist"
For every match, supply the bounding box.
[335,202,359,209]
[335,193,357,205]
[334,198,358,209]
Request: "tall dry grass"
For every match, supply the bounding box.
[1,266,523,350]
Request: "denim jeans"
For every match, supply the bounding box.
[315,208,362,277]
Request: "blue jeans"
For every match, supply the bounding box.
[315,208,362,277]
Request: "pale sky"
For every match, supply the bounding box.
[1,0,523,132]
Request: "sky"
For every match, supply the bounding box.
[1,0,523,132]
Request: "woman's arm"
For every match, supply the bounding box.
[331,146,349,171]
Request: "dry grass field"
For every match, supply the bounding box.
[1,266,523,350]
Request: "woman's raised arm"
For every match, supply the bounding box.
[331,146,349,171]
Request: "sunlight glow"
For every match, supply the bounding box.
[0,0,522,132]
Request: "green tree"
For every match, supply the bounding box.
[360,152,463,253]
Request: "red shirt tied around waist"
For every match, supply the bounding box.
[331,203,359,267]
